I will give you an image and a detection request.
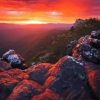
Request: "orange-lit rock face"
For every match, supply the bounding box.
[87,70,96,92]
[26,63,52,85]
[32,89,60,100]
[72,35,92,59]
[0,55,100,100]
[7,80,43,100]
[0,31,100,100]
[86,69,100,99]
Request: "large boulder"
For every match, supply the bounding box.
[0,55,99,100]
[79,44,100,64]
[0,30,100,100]
[91,30,100,39]
[0,68,29,99]
[72,30,100,64]
[8,80,43,100]
[48,56,95,100]
[86,69,100,100]
[0,69,29,81]
[27,63,52,85]
[70,30,100,99]
[0,74,19,100]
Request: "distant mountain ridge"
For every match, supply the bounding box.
[0,23,72,65]
[1,18,100,65]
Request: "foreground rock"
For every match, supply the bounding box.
[0,56,99,100]
[72,31,100,64]
[8,80,43,100]
[0,30,100,100]
[0,61,11,72]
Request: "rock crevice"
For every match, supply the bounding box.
[0,30,100,100]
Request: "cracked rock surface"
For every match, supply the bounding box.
[0,31,100,100]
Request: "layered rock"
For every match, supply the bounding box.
[8,80,43,100]
[72,30,100,64]
[0,30,100,100]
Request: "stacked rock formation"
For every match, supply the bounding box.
[0,31,100,100]
[72,30,100,64]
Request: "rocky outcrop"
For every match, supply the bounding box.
[0,30,100,100]
[7,80,43,100]
[0,56,99,100]
[73,19,85,28]
[72,30,100,64]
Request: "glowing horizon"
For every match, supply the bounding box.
[0,0,100,24]
[0,20,49,25]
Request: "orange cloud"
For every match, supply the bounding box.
[0,0,100,24]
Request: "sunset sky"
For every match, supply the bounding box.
[0,0,100,24]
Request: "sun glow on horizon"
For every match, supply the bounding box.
[17,20,48,24]
[0,20,48,24]
[0,0,100,24]
[0,19,73,24]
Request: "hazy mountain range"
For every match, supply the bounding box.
[0,23,72,64]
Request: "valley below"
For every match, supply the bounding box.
[0,23,72,65]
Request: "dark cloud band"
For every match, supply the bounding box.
[9,0,60,3]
